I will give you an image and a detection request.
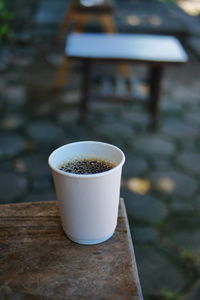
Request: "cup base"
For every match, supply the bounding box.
[66,232,114,245]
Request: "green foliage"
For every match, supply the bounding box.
[0,0,12,39]
[161,289,178,300]
[180,248,196,263]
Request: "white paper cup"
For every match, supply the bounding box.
[48,141,125,245]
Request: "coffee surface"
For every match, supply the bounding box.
[59,157,116,174]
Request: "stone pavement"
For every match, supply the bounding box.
[1,1,200,299]
[1,40,200,299]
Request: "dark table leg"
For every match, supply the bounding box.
[79,59,92,123]
[148,65,164,130]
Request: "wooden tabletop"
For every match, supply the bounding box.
[0,199,143,299]
[66,33,188,64]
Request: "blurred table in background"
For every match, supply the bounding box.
[54,0,129,90]
[66,33,188,129]
[59,0,116,39]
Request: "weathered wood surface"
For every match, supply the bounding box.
[0,199,143,299]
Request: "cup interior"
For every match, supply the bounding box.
[48,141,125,173]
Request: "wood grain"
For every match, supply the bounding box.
[0,199,143,299]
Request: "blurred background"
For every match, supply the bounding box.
[0,0,200,299]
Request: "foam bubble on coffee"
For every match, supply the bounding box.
[58,157,116,175]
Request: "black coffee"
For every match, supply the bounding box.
[59,157,116,174]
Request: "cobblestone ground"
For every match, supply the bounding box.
[0,38,200,299]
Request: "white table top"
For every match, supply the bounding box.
[66,33,188,63]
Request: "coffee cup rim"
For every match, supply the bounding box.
[48,141,125,178]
